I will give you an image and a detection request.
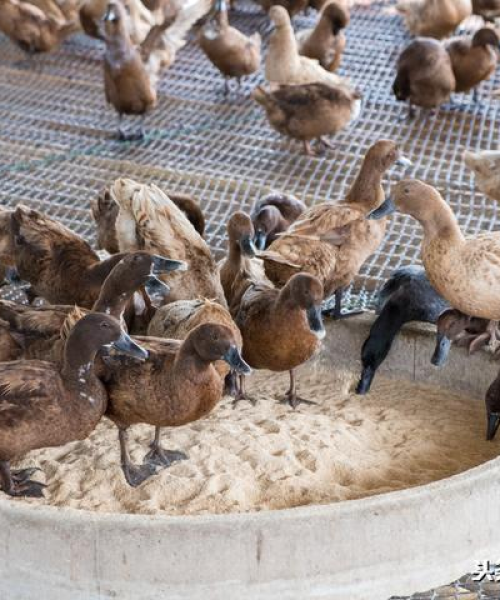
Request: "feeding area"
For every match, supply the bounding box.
[1,0,500,598]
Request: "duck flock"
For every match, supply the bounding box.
[0,0,500,501]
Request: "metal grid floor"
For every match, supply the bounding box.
[1,1,500,597]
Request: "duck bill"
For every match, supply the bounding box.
[144,274,170,298]
[240,235,257,258]
[112,332,148,361]
[151,255,187,274]
[223,345,252,375]
[431,333,451,367]
[356,365,375,395]
[368,197,396,220]
[487,411,500,441]
[254,231,267,251]
[395,156,412,168]
[307,306,326,340]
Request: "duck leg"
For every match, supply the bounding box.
[232,374,257,408]
[224,370,239,397]
[318,136,336,151]
[461,320,500,354]
[144,427,188,468]
[280,369,317,410]
[303,140,318,157]
[323,289,364,320]
[118,428,157,487]
[0,460,45,498]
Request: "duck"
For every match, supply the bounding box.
[199,0,261,94]
[234,272,325,408]
[103,0,178,141]
[296,1,349,72]
[261,140,411,317]
[485,367,500,440]
[265,5,346,87]
[393,37,456,117]
[472,0,500,21]
[100,323,250,486]
[251,192,307,250]
[218,211,264,310]
[464,149,500,202]
[2,205,138,307]
[368,179,500,351]
[110,178,227,305]
[445,28,500,102]
[356,266,450,395]
[0,251,184,362]
[90,185,206,254]
[0,0,77,56]
[253,82,361,155]
[396,0,472,39]
[255,0,309,17]
[0,313,147,498]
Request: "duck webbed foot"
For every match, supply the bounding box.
[118,428,157,487]
[0,461,46,498]
[117,115,146,142]
[145,428,187,468]
[457,319,500,355]
[323,289,364,320]
[232,375,257,408]
[280,370,317,410]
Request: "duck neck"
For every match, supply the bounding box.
[346,161,385,212]
[272,22,299,66]
[174,338,213,383]
[216,0,229,28]
[275,284,302,316]
[228,238,242,265]
[420,202,464,246]
[363,303,406,367]
[61,330,99,387]
[85,253,128,289]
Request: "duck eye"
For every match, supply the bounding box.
[100,322,110,329]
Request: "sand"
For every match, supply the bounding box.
[9,366,500,516]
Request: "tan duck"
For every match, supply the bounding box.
[234,273,324,408]
[101,323,250,486]
[91,185,206,254]
[110,178,227,305]
[445,28,500,101]
[265,5,345,87]
[393,37,456,117]
[369,179,500,349]
[464,149,500,201]
[253,82,361,155]
[199,0,261,94]
[0,252,184,362]
[251,192,306,250]
[261,140,411,316]
[2,205,137,307]
[296,1,349,72]
[0,313,147,497]
[396,0,472,39]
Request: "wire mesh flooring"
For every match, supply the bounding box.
[1,0,500,597]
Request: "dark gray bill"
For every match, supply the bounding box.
[151,255,187,274]
[112,332,148,361]
[431,333,451,367]
[307,306,326,339]
[254,231,267,251]
[487,411,500,441]
[356,365,375,395]
[223,345,252,375]
[240,235,257,258]
[145,274,170,297]
[368,197,396,220]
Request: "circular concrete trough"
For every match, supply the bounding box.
[1,315,499,600]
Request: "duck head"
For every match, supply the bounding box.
[188,323,251,375]
[103,1,127,38]
[486,369,500,441]
[364,140,412,176]
[269,5,290,28]
[253,205,282,250]
[227,212,257,258]
[323,2,350,34]
[472,27,500,50]
[431,309,469,366]
[285,273,326,340]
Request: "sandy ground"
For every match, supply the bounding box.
[9,365,500,516]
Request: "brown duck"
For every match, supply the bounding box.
[473,0,500,21]
[445,28,500,102]
[199,0,261,94]
[253,82,361,156]
[262,140,411,317]
[101,323,251,486]
[296,1,349,72]
[0,313,147,498]
[393,37,456,117]
[251,192,306,250]
[234,272,325,408]
[91,185,206,254]
[0,251,184,362]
